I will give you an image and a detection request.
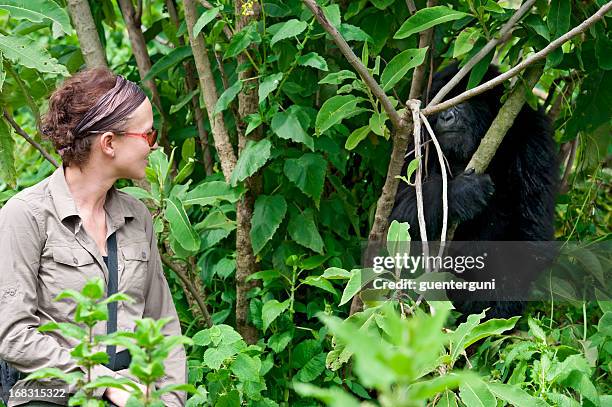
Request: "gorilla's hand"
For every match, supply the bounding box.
[450,169,495,222]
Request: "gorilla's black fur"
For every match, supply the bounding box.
[390,64,558,319]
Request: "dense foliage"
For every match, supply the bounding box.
[0,0,610,406]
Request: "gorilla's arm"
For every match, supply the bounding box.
[390,170,495,240]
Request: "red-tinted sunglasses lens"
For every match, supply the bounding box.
[147,129,158,146]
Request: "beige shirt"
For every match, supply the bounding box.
[0,166,187,406]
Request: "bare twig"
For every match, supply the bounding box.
[161,253,212,327]
[406,0,417,15]
[302,0,402,129]
[409,0,437,100]
[560,137,578,194]
[428,0,536,107]
[3,109,59,168]
[423,1,612,117]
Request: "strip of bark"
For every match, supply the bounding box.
[165,0,214,175]
[302,0,401,129]
[408,0,437,100]
[428,0,535,106]
[3,109,58,168]
[423,1,612,116]
[66,0,108,68]
[184,0,238,181]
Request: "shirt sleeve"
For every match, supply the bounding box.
[0,198,122,398]
[142,206,188,407]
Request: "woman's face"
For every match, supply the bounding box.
[113,98,157,180]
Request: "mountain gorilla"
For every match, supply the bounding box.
[390,64,558,319]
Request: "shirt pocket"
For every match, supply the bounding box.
[119,242,150,300]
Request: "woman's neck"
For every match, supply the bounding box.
[64,164,116,216]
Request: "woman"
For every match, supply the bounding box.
[0,69,187,406]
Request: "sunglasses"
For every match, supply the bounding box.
[88,128,158,147]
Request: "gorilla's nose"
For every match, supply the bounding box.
[436,109,457,131]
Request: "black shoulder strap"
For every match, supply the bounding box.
[105,232,118,368]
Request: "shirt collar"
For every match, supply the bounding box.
[48,166,135,231]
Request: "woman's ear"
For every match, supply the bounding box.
[99,131,116,158]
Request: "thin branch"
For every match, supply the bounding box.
[420,112,448,247]
[428,0,535,107]
[135,0,143,24]
[161,253,212,327]
[406,0,417,15]
[302,0,402,129]
[407,100,429,261]
[560,137,578,194]
[3,109,59,168]
[409,0,438,100]
[423,1,612,116]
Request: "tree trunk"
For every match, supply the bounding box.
[66,0,108,68]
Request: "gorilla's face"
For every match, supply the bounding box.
[432,99,494,161]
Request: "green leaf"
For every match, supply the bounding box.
[283,153,327,206]
[270,19,307,46]
[288,208,324,254]
[467,50,494,89]
[387,220,410,259]
[453,28,481,58]
[258,72,283,104]
[487,383,548,407]
[345,125,370,150]
[231,354,261,382]
[548,0,571,39]
[120,186,155,202]
[250,195,287,254]
[394,6,470,39]
[183,181,243,206]
[322,267,351,280]
[459,379,496,407]
[214,80,242,115]
[319,70,356,85]
[296,353,326,382]
[0,118,16,188]
[262,299,290,331]
[297,52,328,71]
[164,197,200,252]
[230,139,272,186]
[301,276,336,295]
[293,383,361,407]
[268,330,292,353]
[271,111,314,150]
[193,7,220,37]
[339,269,361,306]
[144,46,192,81]
[381,48,428,91]
[339,23,373,43]
[315,95,363,135]
[0,0,71,35]
[527,317,547,343]
[170,89,199,114]
[0,34,68,75]
[224,24,260,59]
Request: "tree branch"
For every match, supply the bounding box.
[66,0,108,68]
[184,0,238,182]
[423,1,612,116]
[302,0,402,129]
[3,109,58,168]
[428,0,536,107]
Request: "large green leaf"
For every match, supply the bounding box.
[315,95,363,135]
[288,209,324,254]
[183,181,243,206]
[214,80,242,114]
[250,195,287,254]
[297,52,328,71]
[381,48,428,91]
[487,383,548,407]
[394,6,470,39]
[339,269,361,306]
[143,46,192,81]
[548,0,571,39]
[262,299,290,331]
[270,19,307,46]
[193,6,221,37]
[164,197,200,252]
[0,118,16,188]
[271,111,314,150]
[0,0,71,35]
[258,72,283,104]
[283,153,327,207]
[345,125,370,150]
[459,379,496,407]
[229,139,272,186]
[0,34,68,75]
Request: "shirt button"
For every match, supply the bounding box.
[73,257,78,264]
[141,251,146,259]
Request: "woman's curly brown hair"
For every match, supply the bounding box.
[42,68,119,168]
